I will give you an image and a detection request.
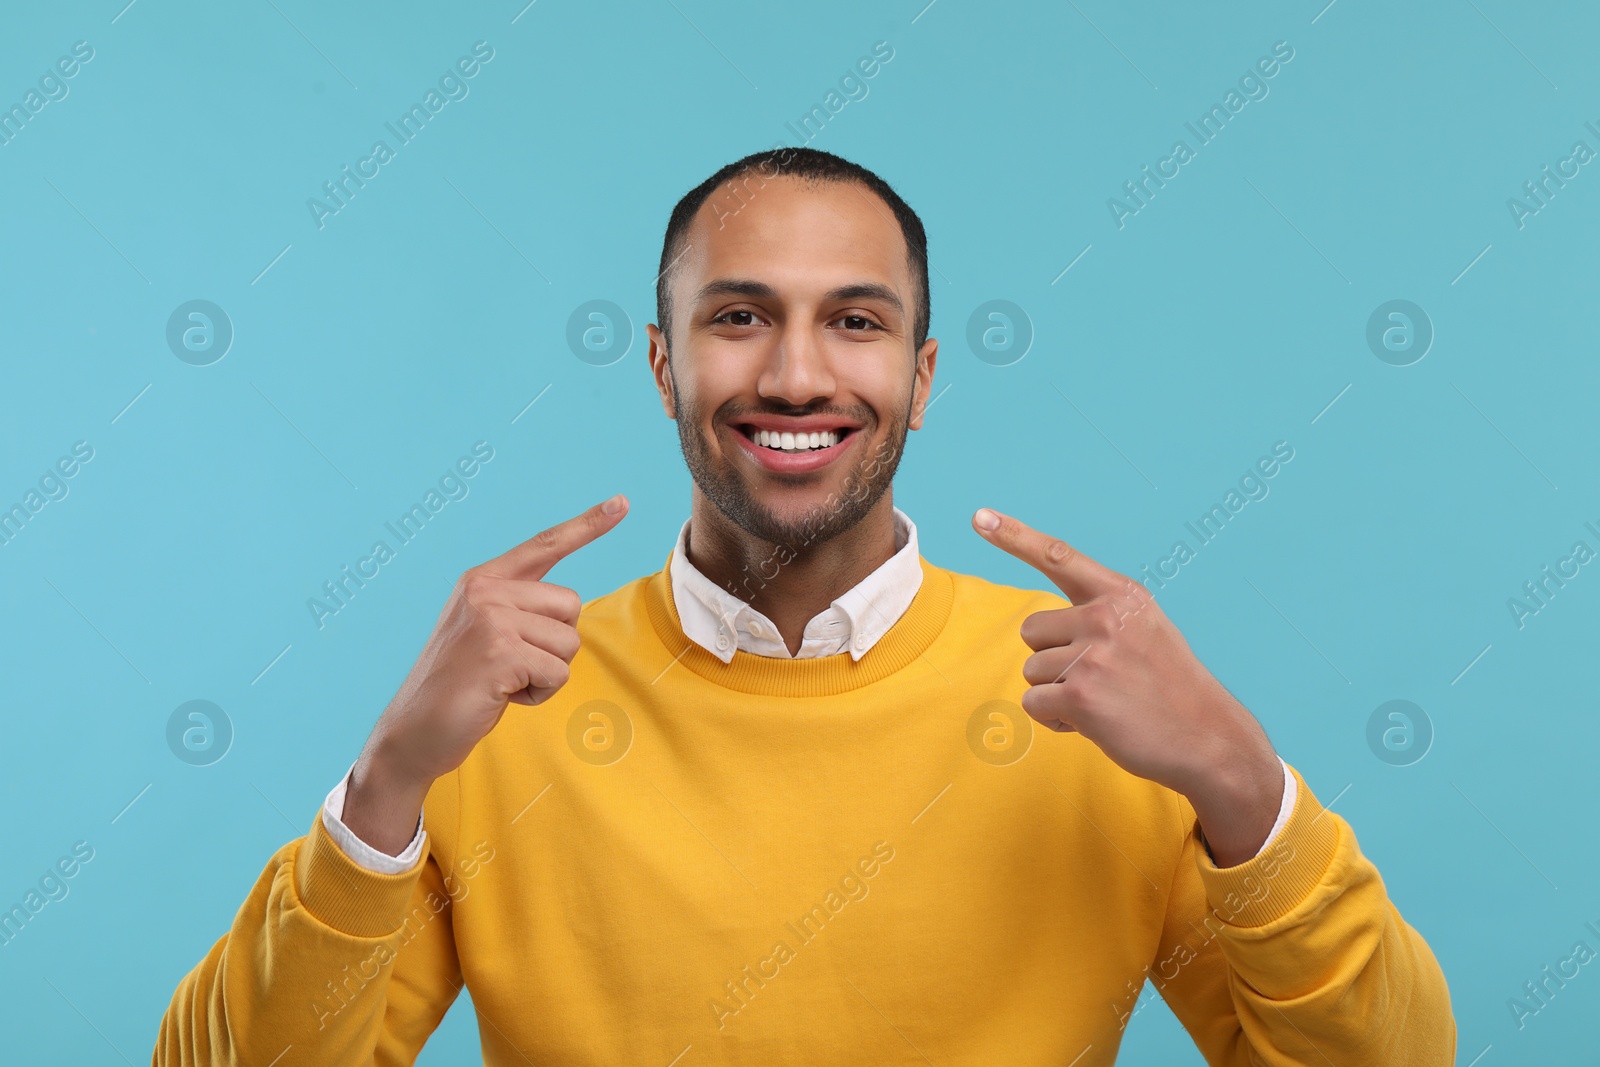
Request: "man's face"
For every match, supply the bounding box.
[646,175,937,552]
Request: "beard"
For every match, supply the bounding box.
[671,368,910,556]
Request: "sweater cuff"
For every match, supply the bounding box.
[295,809,429,939]
[1191,762,1340,929]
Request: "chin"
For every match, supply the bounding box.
[681,413,903,550]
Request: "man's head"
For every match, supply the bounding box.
[646,147,937,554]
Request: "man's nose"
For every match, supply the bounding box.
[757,321,836,406]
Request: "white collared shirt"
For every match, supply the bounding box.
[668,505,923,663]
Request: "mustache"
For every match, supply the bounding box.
[720,403,873,423]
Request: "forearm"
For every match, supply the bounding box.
[152,815,433,1066]
[1169,765,1457,1065]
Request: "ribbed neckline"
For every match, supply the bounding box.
[641,547,955,697]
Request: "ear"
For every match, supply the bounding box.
[907,336,939,431]
[646,323,677,419]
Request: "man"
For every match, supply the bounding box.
[155,147,1455,1065]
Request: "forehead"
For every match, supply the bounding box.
[676,175,910,301]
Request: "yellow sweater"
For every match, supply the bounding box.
[155,553,1455,1065]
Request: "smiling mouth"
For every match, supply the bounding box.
[735,425,859,454]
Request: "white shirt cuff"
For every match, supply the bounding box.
[321,761,426,874]
[1250,756,1298,859]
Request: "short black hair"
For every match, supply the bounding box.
[655,146,930,356]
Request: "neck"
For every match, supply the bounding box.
[685,489,900,655]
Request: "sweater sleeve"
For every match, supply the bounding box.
[1149,762,1456,1065]
[152,776,465,1066]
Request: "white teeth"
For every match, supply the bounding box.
[748,428,843,453]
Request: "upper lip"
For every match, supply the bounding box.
[731,415,863,435]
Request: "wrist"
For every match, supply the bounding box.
[342,741,433,857]
[1187,746,1284,867]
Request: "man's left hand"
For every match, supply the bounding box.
[973,506,1285,866]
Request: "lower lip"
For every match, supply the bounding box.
[730,426,859,473]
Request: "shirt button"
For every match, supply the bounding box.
[716,635,730,651]
[854,633,868,649]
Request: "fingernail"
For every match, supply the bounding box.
[974,508,999,532]
[602,494,626,515]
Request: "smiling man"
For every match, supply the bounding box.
[155,147,1455,1065]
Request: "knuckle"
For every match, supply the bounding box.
[459,570,495,603]
[1044,538,1076,566]
[543,583,582,620]
[538,617,581,660]
[481,618,517,658]
[1118,578,1151,614]
[1072,648,1105,685]
[1056,671,1088,704]
[541,656,572,689]
[1086,601,1117,637]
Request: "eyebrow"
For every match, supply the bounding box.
[692,278,904,317]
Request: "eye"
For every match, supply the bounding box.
[835,314,882,332]
[711,309,764,327]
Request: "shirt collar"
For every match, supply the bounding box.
[669,507,923,663]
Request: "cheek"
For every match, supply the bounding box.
[681,356,747,418]
[829,371,894,429]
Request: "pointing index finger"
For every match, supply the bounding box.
[972,506,1124,604]
[484,494,629,582]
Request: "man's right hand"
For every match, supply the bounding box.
[341,494,629,855]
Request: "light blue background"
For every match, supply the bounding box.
[2,0,1596,1063]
